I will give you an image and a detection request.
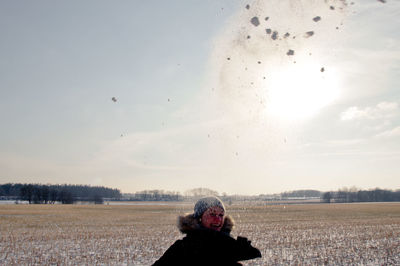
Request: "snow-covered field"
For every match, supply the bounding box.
[0,202,399,265]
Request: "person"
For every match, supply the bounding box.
[152,196,261,266]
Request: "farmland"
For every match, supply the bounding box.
[0,202,399,265]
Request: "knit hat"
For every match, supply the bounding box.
[193,196,225,218]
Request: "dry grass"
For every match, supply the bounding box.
[0,202,399,265]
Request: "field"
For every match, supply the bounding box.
[0,202,399,265]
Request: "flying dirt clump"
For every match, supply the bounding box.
[111,97,117,102]
[271,31,278,40]
[251,17,260,26]
[313,16,321,22]
[304,31,314,38]
[287,50,295,56]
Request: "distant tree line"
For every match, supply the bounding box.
[121,188,224,202]
[184,188,220,197]
[123,190,183,201]
[322,188,400,203]
[281,190,322,198]
[0,183,121,204]
[121,188,400,203]
[5,183,397,204]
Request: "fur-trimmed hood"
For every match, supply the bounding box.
[177,213,235,235]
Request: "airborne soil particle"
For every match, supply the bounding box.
[313,16,321,22]
[304,31,314,38]
[251,17,260,27]
[271,31,278,40]
[287,50,295,56]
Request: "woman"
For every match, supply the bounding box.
[152,196,261,265]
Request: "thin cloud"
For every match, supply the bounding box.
[298,138,367,151]
[340,101,398,121]
[375,126,400,138]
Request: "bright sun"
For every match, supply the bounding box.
[264,61,341,120]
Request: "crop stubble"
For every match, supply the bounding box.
[0,202,399,265]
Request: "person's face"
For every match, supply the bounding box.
[200,206,225,231]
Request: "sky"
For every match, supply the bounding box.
[0,0,399,195]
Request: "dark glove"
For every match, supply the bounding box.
[235,236,261,260]
[237,236,251,247]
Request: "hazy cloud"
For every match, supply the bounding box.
[376,126,400,138]
[340,101,398,121]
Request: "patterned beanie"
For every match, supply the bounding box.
[193,196,225,218]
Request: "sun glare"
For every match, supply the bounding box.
[264,62,341,120]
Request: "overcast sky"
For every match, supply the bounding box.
[1,0,399,195]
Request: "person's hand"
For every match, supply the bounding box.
[236,236,261,259]
[237,236,251,247]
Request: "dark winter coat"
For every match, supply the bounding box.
[152,214,261,266]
